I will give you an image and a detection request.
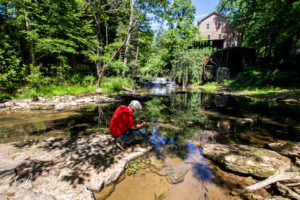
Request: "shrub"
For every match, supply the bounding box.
[101,77,136,94]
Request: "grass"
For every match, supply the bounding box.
[0,76,137,102]
[199,68,300,97]
[16,84,96,99]
[199,82,221,93]
[101,76,136,95]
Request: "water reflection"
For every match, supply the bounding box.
[149,86,175,96]
[2,89,300,199]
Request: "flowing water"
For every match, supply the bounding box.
[1,88,300,199]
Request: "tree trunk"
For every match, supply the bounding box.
[95,12,102,88]
[122,0,135,78]
[276,182,300,199]
[135,34,140,61]
[96,64,108,88]
[24,8,35,65]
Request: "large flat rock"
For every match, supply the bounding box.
[201,143,291,178]
[268,142,300,159]
[0,135,152,200]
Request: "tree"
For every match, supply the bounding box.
[217,0,300,68]
[141,0,216,88]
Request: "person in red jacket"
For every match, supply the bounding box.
[110,100,147,150]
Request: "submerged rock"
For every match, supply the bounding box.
[201,143,291,178]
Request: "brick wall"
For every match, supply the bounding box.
[198,13,239,49]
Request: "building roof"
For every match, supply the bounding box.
[197,12,227,26]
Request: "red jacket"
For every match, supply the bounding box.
[109,105,134,137]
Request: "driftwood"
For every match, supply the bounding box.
[276,182,300,199]
[243,172,300,193]
[285,182,300,187]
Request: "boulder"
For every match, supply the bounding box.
[201,143,291,178]
[268,142,300,159]
[4,102,12,108]
[70,101,77,106]
[0,135,152,200]
[37,96,46,103]
[68,96,76,101]
[15,102,28,107]
[96,88,102,93]
[54,103,67,111]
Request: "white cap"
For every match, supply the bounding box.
[129,100,142,110]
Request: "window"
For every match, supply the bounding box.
[207,34,211,40]
[218,34,222,39]
[233,32,236,38]
[206,24,209,29]
[217,22,221,29]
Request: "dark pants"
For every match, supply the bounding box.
[116,129,147,145]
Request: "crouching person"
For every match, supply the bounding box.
[109,100,147,150]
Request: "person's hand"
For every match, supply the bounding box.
[141,121,147,127]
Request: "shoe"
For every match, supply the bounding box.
[116,142,125,150]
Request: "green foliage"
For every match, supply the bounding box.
[126,160,140,175]
[0,34,23,91]
[101,77,136,94]
[226,67,300,91]
[140,0,215,87]
[171,48,215,88]
[125,158,151,176]
[16,83,96,99]
[26,65,45,88]
[217,0,300,68]
[202,82,219,87]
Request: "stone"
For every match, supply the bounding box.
[41,104,55,110]
[4,102,12,108]
[96,88,102,93]
[13,190,56,200]
[15,102,28,107]
[29,103,52,110]
[94,184,115,200]
[268,142,300,159]
[241,194,265,200]
[70,102,77,106]
[68,96,76,101]
[266,196,290,200]
[37,96,46,103]
[0,104,5,108]
[54,103,67,111]
[0,194,8,200]
[296,157,300,167]
[201,143,291,178]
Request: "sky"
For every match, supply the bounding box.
[151,0,219,31]
[192,0,219,24]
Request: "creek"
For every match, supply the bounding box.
[1,87,300,199]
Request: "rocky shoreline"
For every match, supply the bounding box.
[0,93,121,113]
[200,142,300,199]
[0,135,152,200]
